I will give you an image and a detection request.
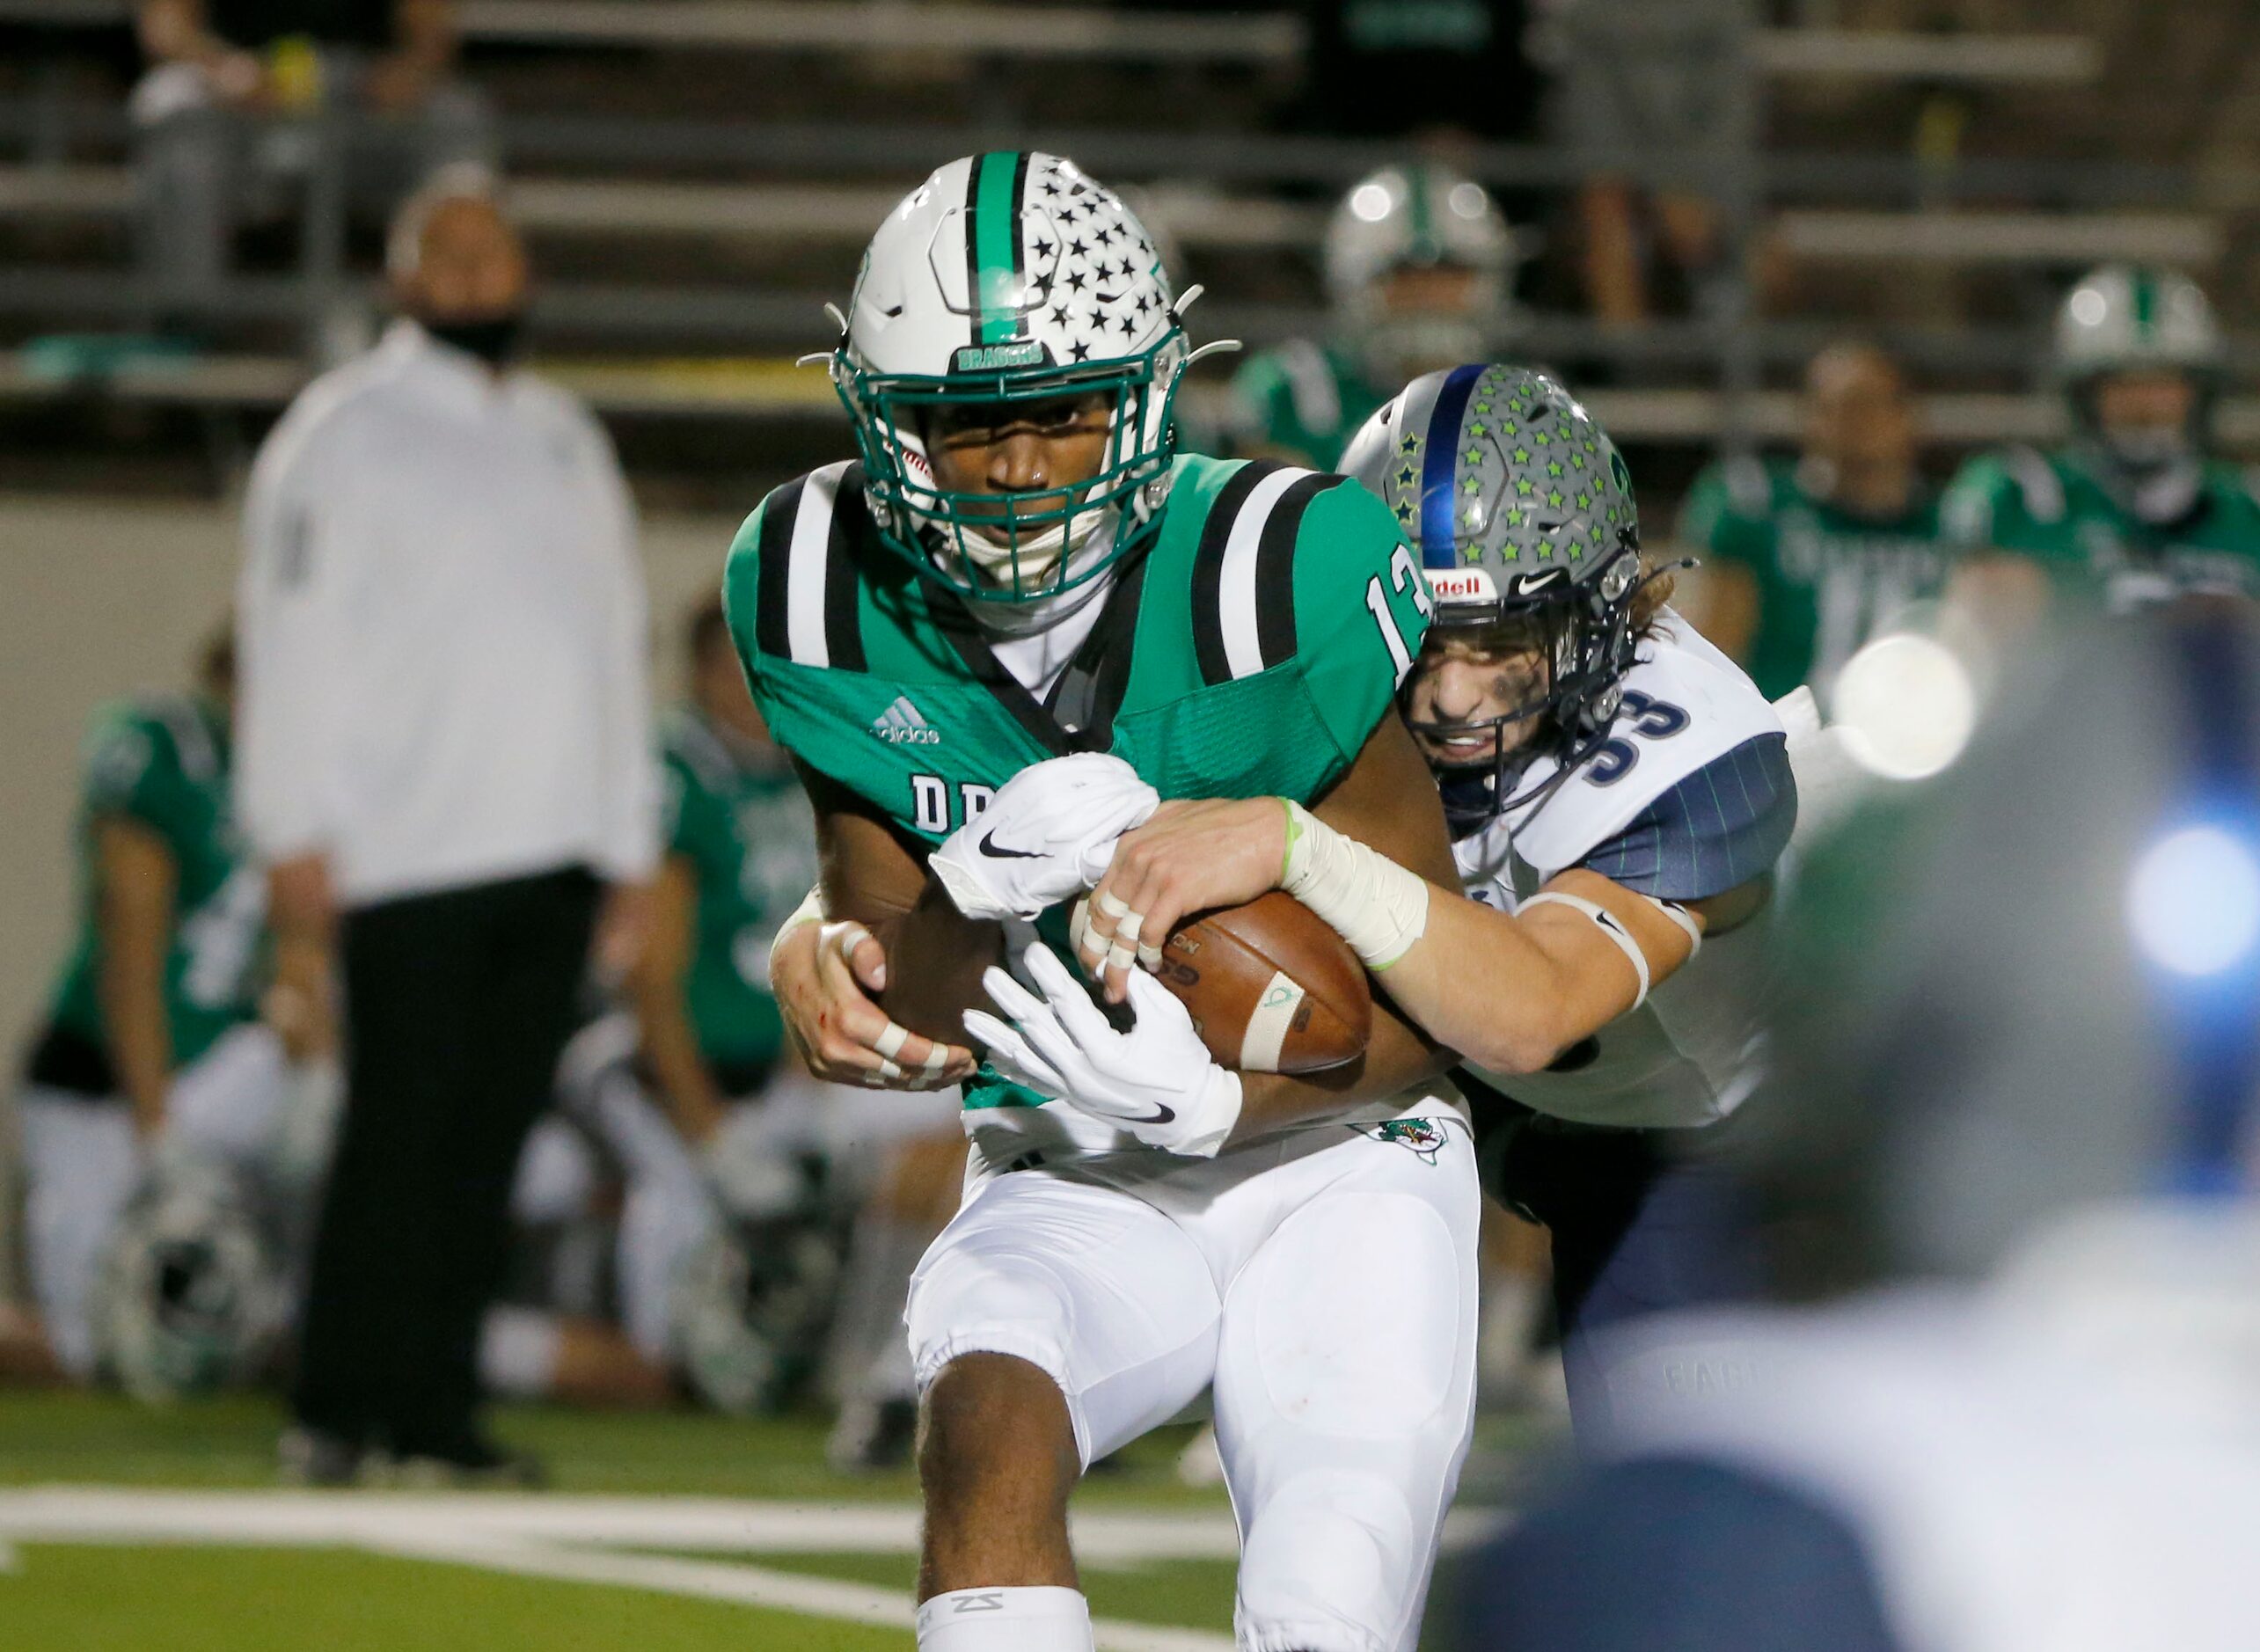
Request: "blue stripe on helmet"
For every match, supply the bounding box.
[1418,363,1485,569]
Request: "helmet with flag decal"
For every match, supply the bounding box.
[827,151,1230,603]
[1342,363,1648,830]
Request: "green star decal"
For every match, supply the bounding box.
[1583,439,1597,453]
[1467,421,1488,438]
[1503,507,1523,527]
[1393,501,1415,524]
[1533,431,1551,447]
[1465,447,1483,464]
[1397,466,1415,486]
[1547,460,1563,478]
[1502,542,1520,559]
[1570,451,1587,470]
[1500,419,1518,437]
[1515,478,1534,496]
[1512,446,1531,464]
[1462,474,1482,493]
[1567,543,1583,560]
[1400,434,1421,455]
[1472,400,1491,415]
[1461,538,1485,564]
[1547,488,1564,508]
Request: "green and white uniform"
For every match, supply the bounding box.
[30,694,264,1095]
[18,693,285,1381]
[1225,340,1391,472]
[658,707,816,1089]
[1940,446,2260,613]
[724,452,1434,1151]
[1678,455,1950,703]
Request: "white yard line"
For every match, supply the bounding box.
[0,1486,1504,1649]
[0,1488,1240,1649]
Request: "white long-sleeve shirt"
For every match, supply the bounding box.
[237,320,659,907]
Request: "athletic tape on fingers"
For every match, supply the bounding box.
[874,1022,909,1060]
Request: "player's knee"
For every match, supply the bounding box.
[1235,1468,1422,1652]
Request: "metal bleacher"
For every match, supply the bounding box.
[0,0,2246,465]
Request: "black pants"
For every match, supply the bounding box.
[291,866,600,1454]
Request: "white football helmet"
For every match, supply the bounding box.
[1324,162,1518,380]
[92,1155,285,1403]
[2053,264,2223,384]
[2052,264,2225,486]
[830,150,1230,601]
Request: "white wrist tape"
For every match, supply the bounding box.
[1277,800,1430,970]
[767,881,829,975]
[1518,891,1651,1010]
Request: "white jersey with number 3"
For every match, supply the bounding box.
[1451,612,1796,1129]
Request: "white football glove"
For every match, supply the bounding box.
[963,945,1242,1159]
[930,753,1159,921]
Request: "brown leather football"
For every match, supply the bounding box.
[1150,892,1373,1074]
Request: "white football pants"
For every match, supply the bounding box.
[907,1106,1482,1652]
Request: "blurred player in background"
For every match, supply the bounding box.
[1057,367,1797,1434]
[11,623,305,1391]
[1461,597,2260,1649]
[508,595,957,1429]
[1225,161,1517,470]
[1943,265,2260,617]
[751,150,1480,1652]
[1677,341,1949,705]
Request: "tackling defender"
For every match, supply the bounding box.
[972,368,1798,1432]
[743,151,1479,1652]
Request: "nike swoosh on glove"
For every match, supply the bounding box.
[930,752,1159,921]
[963,944,1242,1158]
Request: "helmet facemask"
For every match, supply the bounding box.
[1404,548,1645,835]
[839,336,1186,602]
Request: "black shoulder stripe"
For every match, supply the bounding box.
[1191,460,1282,687]
[1254,472,1340,671]
[823,482,867,673]
[752,474,805,661]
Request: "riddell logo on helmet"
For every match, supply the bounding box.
[1426,568,1498,603]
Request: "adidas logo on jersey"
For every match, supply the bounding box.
[871,696,940,746]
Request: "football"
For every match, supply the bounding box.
[1143,892,1373,1074]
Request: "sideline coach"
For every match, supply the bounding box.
[238,173,656,1480]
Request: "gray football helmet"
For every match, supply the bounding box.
[1342,363,1647,830]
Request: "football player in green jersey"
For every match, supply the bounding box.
[1942,264,2260,614]
[14,624,285,1383]
[1225,160,1517,471]
[740,152,1479,1652]
[1677,340,1949,705]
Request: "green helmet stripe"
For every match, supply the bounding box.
[1406,164,1437,261]
[970,150,1029,347]
[2131,267,2158,342]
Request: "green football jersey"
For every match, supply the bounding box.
[1225,340,1391,471]
[45,694,264,1080]
[1677,455,1950,704]
[659,705,816,1078]
[722,454,1430,1118]
[1940,446,2260,612]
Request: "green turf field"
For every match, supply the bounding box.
[0,1389,1538,1650]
